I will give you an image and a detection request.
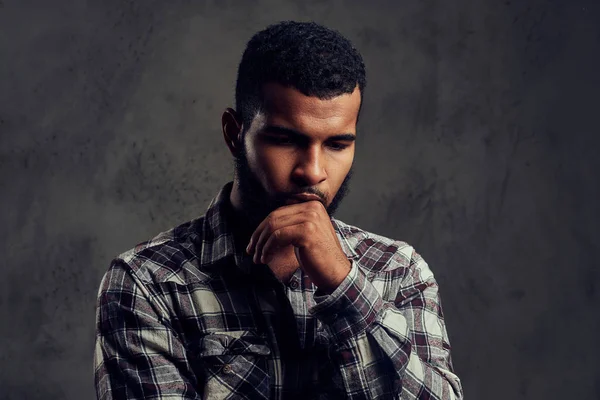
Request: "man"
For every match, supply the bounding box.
[94,21,463,399]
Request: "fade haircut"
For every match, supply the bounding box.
[235,21,367,131]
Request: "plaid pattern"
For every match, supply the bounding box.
[94,181,463,399]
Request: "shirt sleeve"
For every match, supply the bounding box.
[309,248,463,400]
[94,259,201,400]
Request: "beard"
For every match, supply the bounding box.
[232,144,353,230]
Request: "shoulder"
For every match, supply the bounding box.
[102,216,210,291]
[332,218,430,276]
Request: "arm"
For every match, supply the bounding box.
[94,260,201,400]
[310,247,463,399]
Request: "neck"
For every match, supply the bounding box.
[227,181,259,244]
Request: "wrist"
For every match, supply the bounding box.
[314,260,351,294]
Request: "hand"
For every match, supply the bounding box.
[246,200,352,292]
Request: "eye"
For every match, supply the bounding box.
[327,142,349,151]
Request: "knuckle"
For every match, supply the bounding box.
[304,222,317,234]
[309,201,322,210]
[307,210,319,220]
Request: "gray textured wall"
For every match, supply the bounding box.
[1,1,599,399]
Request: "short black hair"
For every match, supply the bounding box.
[235,21,367,130]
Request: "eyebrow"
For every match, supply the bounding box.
[261,125,357,142]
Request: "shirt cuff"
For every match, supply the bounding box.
[309,260,384,343]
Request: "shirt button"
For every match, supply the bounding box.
[222,364,233,374]
[289,280,299,290]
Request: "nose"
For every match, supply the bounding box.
[291,145,327,186]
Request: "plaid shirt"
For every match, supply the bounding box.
[94,181,463,399]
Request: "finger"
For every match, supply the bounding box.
[247,213,283,255]
[246,202,309,254]
[260,223,309,264]
[252,213,306,264]
[246,200,329,254]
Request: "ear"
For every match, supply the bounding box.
[222,108,244,156]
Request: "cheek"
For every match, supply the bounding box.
[249,145,293,187]
[331,151,354,176]
[329,153,354,188]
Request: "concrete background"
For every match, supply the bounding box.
[1,0,599,399]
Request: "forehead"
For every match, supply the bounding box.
[259,83,361,134]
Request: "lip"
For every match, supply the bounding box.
[286,193,323,204]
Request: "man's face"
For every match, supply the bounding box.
[233,82,360,228]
